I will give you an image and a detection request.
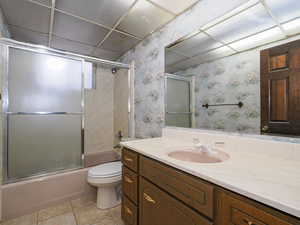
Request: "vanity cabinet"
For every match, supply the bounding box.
[139,177,212,225]
[121,148,300,225]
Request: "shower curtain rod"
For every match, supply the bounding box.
[0,38,130,69]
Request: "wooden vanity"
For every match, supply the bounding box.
[121,148,300,225]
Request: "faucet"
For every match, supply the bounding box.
[193,138,218,154]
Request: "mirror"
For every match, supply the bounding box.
[164,0,300,136]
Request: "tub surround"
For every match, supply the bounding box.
[121,127,300,218]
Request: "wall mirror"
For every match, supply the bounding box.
[164,0,300,137]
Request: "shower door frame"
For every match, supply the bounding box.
[1,44,86,184]
[164,73,195,128]
[1,38,134,184]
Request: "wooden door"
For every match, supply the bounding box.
[139,177,212,225]
[261,39,300,135]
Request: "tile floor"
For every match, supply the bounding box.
[0,196,124,225]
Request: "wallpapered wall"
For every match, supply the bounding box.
[119,0,250,138]
[178,50,261,134]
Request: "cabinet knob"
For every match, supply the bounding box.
[124,156,133,162]
[124,176,133,183]
[143,193,156,204]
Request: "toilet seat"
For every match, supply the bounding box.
[88,161,122,178]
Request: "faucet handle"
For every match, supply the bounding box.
[193,138,200,144]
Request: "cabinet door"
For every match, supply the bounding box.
[139,177,212,225]
[216,190,299,225]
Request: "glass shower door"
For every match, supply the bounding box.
[166,75,192,128]
[6,47,83,181]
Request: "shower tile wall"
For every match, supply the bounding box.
[85,66,114,154]
[119,0,250,138]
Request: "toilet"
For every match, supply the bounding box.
[87,161,122,209]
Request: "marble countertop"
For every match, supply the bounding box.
[121,137,300,218]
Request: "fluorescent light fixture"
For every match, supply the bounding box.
[229,27,284,51]
[282,18,300,36]
[201,0,260,30]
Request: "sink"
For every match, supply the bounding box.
[168,149,229,163]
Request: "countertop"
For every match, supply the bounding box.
[121,137,300,218]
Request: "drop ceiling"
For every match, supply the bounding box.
[166,0,300,73]
[0,0,199,61]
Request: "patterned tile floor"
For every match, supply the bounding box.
[0,196,124,225]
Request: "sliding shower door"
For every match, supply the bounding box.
[5,47,83,181]
[165,75,192,128]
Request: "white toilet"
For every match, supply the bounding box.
[87,161,122,209]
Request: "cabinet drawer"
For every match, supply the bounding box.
[139,177,212,225]
[139,156,214,219]
[122,148,138,172]
[216,190,299,225]
[122,196,138,225]
[122,166,138,204]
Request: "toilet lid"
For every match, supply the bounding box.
[88,161,122,178]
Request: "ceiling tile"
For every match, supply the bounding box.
[192,46,236,63]
[169,32,223,57]
[265,0,300,23]
[0,0,50,33]
[117,0,174,38]
[149,0,199,14]
[165,49,188,66]
[9,25,48,46]
[92,47,121,60]
[206,3,276,43]
[53,11,110,46]
[32,0,51,7]
[55,0,135,27]
[51,35,95,55]
[101,31,139,53]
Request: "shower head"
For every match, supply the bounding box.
[111,67,118,74]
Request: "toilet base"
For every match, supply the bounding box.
[96,185,121,209]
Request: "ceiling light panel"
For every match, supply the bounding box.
[9,25,48,46]
[148,0,199,14]
[229,27,285,51]
[51,36,95,55]
[53,12,110,46]
[117,0,174,38]
[282,18,300,36]
[169,32,223,57]
[206,3,276,43]
[92,47,121,60]
[0,0,50,33]
[55,0,135,27]
[165,50,189,66]
[101,31,140,53]
[264,0,300,23]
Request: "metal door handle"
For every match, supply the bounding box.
[124,156,133,162]
[125,206,132,215]
[124,176,133,183]
[143,193,156,204]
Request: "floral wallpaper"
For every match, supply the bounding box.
[178,50,261,134]
[119,0,250,138]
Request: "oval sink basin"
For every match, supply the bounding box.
[168,149,229,163]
